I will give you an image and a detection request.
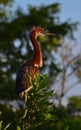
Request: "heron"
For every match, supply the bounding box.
[15,26,55,102]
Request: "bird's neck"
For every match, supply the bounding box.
[30,34,43,68]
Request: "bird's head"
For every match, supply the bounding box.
[31,26,55,38]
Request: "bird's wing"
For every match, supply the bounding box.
[16,65,39,95]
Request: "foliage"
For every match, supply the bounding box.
[67,96,81,117]
[17,74,57,130]
[0,112,10,130]
[0,76,81,129]
[0,75,57,130]
[0,121,10,130]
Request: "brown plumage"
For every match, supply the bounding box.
[15,26,55,101]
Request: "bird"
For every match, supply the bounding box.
[15,26,55,102]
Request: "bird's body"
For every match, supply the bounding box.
[16,26,43,101]
[16,61,39,100]
[15,26,55,101]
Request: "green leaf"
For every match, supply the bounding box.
[0,121,2,130]
[3,123,10,130]
[17,126,21,130]
[64,125,69,130]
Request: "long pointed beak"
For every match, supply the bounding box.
[43,32,56,36]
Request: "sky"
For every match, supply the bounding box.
[14,0,81,46]
[14,0,81,101]
[15,0,81,21]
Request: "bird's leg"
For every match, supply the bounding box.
[24,91,28,103]
[24,86,32,103]
[19,91,28,103]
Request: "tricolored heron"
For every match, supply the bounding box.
[15,26,55,102]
